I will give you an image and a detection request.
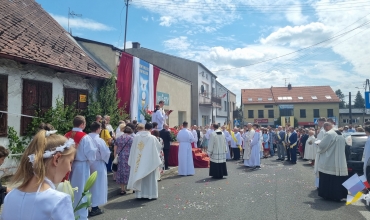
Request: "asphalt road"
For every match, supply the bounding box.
[91,156,370,220]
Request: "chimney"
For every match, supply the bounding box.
[287,83,292,90]
[132,42,140,49]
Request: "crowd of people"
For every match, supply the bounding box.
[0,106,369,220]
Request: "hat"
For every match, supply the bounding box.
[344,126,349,128]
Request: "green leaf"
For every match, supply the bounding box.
[85,191,92,206]
[74,202,90,212]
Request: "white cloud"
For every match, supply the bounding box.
[159,16,176,27]
[285,3,309,25]
[163,36,190,51]
[50,14,113,31]
[142,16,149,22]
[260,22,332,48]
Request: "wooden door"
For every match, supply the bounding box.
[21,80,52,135]
[0,75,7,136]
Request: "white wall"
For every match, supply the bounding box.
[0,58,100,177]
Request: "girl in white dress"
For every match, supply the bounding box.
[1,128,76,220]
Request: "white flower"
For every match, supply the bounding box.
[57,181,78,203]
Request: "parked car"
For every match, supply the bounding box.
[345,132,367,177]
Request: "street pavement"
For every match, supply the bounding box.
[91,156,370,220]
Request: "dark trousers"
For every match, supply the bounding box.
[232,148,240,160]
[286,148,291,161]
[163,149,170,169]
[197,141,201,149]
[229,146,233,158]
[290,146,297,162]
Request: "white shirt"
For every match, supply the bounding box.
[2,188,74,220]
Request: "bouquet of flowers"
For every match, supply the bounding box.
[57,171,97,220]
[169,127,179,142]
[140,107,152,122]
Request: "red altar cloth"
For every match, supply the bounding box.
[168,143,209,168]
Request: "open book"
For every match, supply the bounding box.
[167,110,173,115]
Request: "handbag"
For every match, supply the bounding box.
[112,139,129,165]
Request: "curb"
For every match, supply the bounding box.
[107,166,178,200]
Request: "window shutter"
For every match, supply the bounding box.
[64,88,78,109]
[0,75,8,136]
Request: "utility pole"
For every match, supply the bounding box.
[68,8,82,34]
[349,92,352,124]
[123,0,132,52]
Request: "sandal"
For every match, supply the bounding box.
[120,191,126,195]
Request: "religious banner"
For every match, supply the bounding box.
[117,52,160,122]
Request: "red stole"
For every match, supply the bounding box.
[62,131,87,181]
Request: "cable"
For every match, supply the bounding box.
[213,20,370,72]
[116,4,127,48]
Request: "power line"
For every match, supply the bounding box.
[213,20,370,72]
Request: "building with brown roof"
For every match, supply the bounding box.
[0,0,111,143]
[241,84,340,127]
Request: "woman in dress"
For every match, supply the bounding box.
[262,129,270,158]
[152,130,165,177]
[114,126,134,195]
[2,128,76,219]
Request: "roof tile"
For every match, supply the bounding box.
[0,0,110,79]
[242,86,340,104]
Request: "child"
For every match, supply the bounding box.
[2,128,76,219]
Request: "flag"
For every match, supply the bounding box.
[346,192,363,205]
[221,93,227,98]
[359,175,370,188]
[342,173,366,195]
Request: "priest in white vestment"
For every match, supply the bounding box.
[363,126,370,176]
[191,126,198,148]
[314,118,327,188]
[244,124,261,170]
[88,121,111,216]
[230,128,242,160]
[243,123,255,166]
[207,124,228,179]
[127,123,162,199]
[177,121,196,176]
[221,126,232,160]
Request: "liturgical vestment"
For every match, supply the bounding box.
[127,131,162,199]
[177,128,196,175]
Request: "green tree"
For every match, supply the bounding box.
[84,76,129,132]
[354,91,365,108]
[335,89,346,108]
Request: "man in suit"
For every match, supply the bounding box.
[160,123,172,170]
[195,125,201,149]
[287,127,298,164]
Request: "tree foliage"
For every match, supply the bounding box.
[354,91,365,108]
[335,89,346,108]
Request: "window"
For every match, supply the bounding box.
[287,97,292,100]
[278,97,283,100]
[343,119,349,124]
[325,95,332,99]
[248,98,253,101]
[232,103,235,111]
[64,88,88,110]
[0,75,8,136]
[264,105,273,108]
[224,101,227,111]
[311,96,317,100]
[280,109,294,116]
[298,96,303,100]
[178,111,186,125]
[313,109,320,118]
[258,110,264,118]
[268,97,273,101]
[22,80,52,135]
[258,98,262,101]
[300,109,306,118]
[268,110,274,118]
[327,109,334,117]
[248,110,254,118]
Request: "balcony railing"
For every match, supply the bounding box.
[199,92,222,107]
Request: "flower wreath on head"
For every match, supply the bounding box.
[28,130,75,167]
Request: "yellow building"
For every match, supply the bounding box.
[241,85,340,128]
